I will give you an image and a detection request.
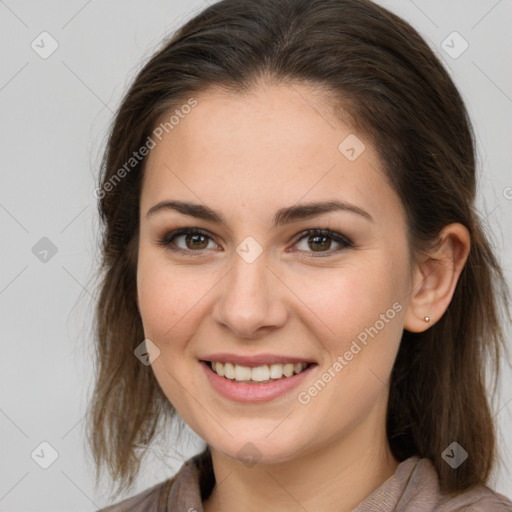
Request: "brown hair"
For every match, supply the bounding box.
[85,0,511,499]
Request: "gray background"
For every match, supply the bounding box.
[1,0,511,510]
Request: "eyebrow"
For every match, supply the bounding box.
[146,199,373,227]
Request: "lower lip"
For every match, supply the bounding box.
[200,361,317,403]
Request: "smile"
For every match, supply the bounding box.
[208,361,310,383]
[200,360,318,403]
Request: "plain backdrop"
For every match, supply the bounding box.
[1,0,511,510]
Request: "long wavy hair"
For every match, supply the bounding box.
[85,0,511,500]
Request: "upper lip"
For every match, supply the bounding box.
[200,353,316,367]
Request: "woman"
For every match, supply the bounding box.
[87,0,512,510]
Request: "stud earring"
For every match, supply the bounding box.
[424,316,431,323]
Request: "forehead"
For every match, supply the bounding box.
[140,84,403,228]
[146,83,350,175]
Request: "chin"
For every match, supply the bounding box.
[209,434,309,467]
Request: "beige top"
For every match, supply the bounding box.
[98,448,512,511]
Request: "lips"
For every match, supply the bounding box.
[200,359,318,402]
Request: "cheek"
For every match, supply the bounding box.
[136,252,208,410]
[136,249,209,346]
[307,260,402,343]
[308,255,405,391]
[297,273,403,433]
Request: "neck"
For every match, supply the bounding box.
[202,401,399,512]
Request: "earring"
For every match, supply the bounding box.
[424,316,431,323]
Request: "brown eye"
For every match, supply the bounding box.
[293,229,353,257]
[158,228,218,254]
[306,234,332,252]
[183,232,209,250]
[158,227,352,257]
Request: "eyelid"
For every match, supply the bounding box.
[157,227,353,256]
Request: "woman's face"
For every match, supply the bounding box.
[137,83,413,465]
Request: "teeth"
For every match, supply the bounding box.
[251,365,270,381]
[214,361,224,377]
[210,361,309,382]
[234,364,252,381]
[269,364,283,379]
[223,362,235,379]
[282,363,294,377]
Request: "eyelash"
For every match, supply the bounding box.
[157,227,353,258]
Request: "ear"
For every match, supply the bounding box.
[403,223,470,333]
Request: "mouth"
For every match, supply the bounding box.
[199,352,319,402]
[202,360,315,384]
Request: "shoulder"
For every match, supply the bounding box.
[437,484,512,511]
[406,458,512,511]
[94,448,213,512]
[358,456,512,511]
[95,476,176,512]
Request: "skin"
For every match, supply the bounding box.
[136,82,470,512]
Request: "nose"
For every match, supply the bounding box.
[212,250,288,340]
